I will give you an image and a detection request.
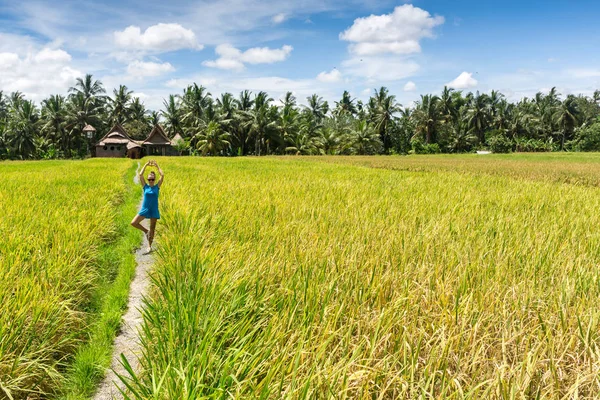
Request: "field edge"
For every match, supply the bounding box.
[58,162,142,400]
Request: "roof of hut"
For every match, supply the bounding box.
[96,124,132,146]
[126,141,143,150]
[143,125,172,146]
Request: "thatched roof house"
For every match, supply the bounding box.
[142,125,178,156]
[94,124,180,158]
[95,124,133,157]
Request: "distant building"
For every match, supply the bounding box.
[95,124,133,158]
[142,125,179,156]
[95,124,182,158]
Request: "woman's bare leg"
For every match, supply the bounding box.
[148,218,157,248]
[131,214,148,236]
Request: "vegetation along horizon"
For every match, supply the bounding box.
[2,153,600,398]
[0,75,599,160]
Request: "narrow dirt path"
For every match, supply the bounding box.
[94,166,152,399]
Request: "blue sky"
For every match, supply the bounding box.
[0,0,599,110]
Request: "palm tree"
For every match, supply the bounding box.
[236,90,254,112]
[216,93,237,121]
[232,90,255,155]
[350,120,382,155]
[464,91,490,144]
[412,94,441,144]
[181,84,211,131]
[317,126,343,155]
[487,90,504,118]
[125,97,151,139]
[0,91,7,122]
[242,91,277,155]
[448,121,477,152]
[278,105,300,152]
[553,95,580,150]
[149,111,160,126]
[285,133,319,155]
[0,123,6,159]
[162,95,184,137]
[195,120,230,155]
[306,94,329,123]
[108,85,133,125]
[41,95,68,153]
[7,99,39,158]
[10,91,24,110]
[65,92,101,153]
[334,91,357,116]
[129,98,147,121]
[282,92,297,109]
[494,100,512,132]
[369,87,401,151]
[69,74,105,102]
[439,86,457,124]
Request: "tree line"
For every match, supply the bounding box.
[0,74,599,159]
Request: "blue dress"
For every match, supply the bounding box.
[139,184,160,219]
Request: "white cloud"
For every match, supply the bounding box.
[114,23,203,52]
[317,68,342,83]
[342,56,420,81]
[203,58,246,72]
[404,81,416,91]
[0,47,81,102]
[272,13,287,24]
[340,4,444,55]
[447,72,478,89]
[243,45,293,64]
[127,60,175,77]
[33,48,72,64]
[0,33,40,55]
[0,53,20,69]
[567,69,600,78]
[165,77,218,88]
[203,44,293,71]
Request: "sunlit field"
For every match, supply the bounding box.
[0,159,135,399]
[315,153,600,187]
[122,155,600,398]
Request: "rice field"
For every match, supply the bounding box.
[3,155,600,399]
[120,155,600,399]
[0,159,137,399]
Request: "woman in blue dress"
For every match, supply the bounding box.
[131,160,164,252]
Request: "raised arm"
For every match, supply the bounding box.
[139,161,149,186]
[156,162,165,188]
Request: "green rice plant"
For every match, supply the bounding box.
[121,156,600,398]
[0,159,134,399]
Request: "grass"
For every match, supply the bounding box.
[0,159,139,399]
[59,162,142,399]
[120,155,600,399]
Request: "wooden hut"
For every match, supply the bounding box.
[95,124,133,158]
[126,141,143,159]
[142,125,178,156]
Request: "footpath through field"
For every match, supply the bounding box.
[93,231,153,399]
[93,163,155,399]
